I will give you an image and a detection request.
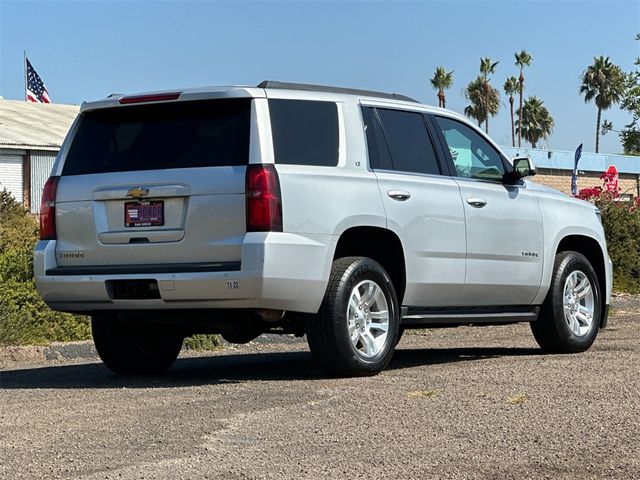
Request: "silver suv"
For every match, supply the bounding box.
[35,81,612,376]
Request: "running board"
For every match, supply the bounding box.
[401,305,540,327]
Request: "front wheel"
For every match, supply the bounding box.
[92,314,184,374]
[531,251,601,353]
[306,257,400,376]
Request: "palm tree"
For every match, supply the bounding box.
[503,76,519,147]
[464,103,484,128]
[465,77,486,126]
[464,76,499,128]
[515,96,554,149]
[514,50,533,147]
[430,66,454,108]
[479,57,499,133]
[580,56,626,153]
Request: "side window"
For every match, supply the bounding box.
[434,116,506,181]
[269,99,339,167]
[376,109,440,175]
[361,107,393,170]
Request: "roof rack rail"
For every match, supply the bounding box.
[257,80,419,103]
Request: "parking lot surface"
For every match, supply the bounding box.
[1,297,639,480]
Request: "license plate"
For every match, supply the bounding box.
[125,201,164,227]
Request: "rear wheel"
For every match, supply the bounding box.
[307,257,400,376]
[531,251,601,353]
[92,313,184,374]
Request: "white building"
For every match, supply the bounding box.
[0,99,79,212]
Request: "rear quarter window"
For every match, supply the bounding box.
[362,107,393,171]
[269,99,339,167]
[62,99,250,175]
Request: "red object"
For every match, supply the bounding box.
[40,176,59,240]
[577,186,603,200]
[118,92,181,104]
[245,164,283,232]
[602,165,619,194]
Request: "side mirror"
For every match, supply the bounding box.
[507,157,536,182]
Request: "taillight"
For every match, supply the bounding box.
[246,164,282,232]
[40,176,59,240]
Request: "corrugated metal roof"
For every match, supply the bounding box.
[0,99,79,149]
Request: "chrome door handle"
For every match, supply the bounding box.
[387,190,411,201]
[467,197,487,208]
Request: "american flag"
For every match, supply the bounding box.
[26,58,51,103]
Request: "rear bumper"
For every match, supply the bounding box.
[35,232,335,314]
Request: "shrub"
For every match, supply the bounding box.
[0,190,223,347]
[578,187,640,293]
[0,190,90,345]
[183,334,223,351]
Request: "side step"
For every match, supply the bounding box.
[401,305,540,327]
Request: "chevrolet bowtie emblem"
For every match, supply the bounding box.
[126,187,149,199]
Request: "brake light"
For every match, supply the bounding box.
[40,176,59,240]
[118,92,181,104]
[246,164,282,232]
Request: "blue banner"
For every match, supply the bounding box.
[571,143,583,196]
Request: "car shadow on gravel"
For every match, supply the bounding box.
[0,351,317,389]
[390,347,542,371]
[0,346,542,390]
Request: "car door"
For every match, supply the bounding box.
[361,106,466,307]
[430,114,544,306]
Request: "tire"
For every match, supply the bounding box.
[531,251,601,353]
[306,256,400,376]
[92,313,184,374]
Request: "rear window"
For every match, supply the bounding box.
[62,99,251,175]
[269,99,339,167]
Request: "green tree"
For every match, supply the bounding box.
[515,96,554,149]
[464,76,499,128]
[580,56,626,153]
[503,76,519,147]
[620,35,640,155]
[514,50,533,147]
[0,190,90,345]
[479,57,499,133]
[430,66,454,108]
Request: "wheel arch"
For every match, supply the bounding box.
[332,226,406,304]
[556,234,608,327]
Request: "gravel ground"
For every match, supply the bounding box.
[1,296,639,480]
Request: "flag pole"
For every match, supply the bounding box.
[23,51,27,101]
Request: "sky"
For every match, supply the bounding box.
[0,0,638,155]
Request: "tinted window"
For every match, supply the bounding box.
[62,99,251,175]
[361,107,393,170]
[269,100,338,166]
[435,116,506,181]
[376,109,440,175]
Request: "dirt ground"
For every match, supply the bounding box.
[1,295,639,479]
